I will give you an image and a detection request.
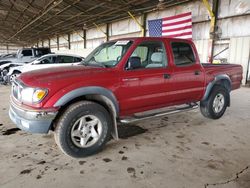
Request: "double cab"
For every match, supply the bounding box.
[9,37,243,158]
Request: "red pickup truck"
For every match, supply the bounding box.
[9,37,243,158]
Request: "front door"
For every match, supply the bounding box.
[20,49,33,63]
[117,40,174,116]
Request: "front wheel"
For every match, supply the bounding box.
[200,85,229,119]
[54,101,112,158]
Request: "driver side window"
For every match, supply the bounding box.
[22,50,32,57]
[40,57,53,64]
[126,41,168,70]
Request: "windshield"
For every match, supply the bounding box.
[28,56,44,64]
[83,40,133,67]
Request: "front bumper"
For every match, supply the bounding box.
[9,100,58,134]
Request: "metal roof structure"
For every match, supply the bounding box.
[0,0,192,45]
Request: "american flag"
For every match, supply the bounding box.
[148,12,192,40]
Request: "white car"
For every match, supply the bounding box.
[7,54,84,83]
[0,48,51,70]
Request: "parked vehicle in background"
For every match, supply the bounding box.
[0,53,16,60]
[0,53,16,71]
[9,37,243,158]
[0,47,52,84]
[0,47,51,64]
[5,54,84,83]
[0,47,51,72]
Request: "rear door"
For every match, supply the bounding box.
[169,41,205,104]
[56,55,75,66]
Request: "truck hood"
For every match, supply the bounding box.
[19,65,114,87]
[0,57,16,63]
[0,62,23,70]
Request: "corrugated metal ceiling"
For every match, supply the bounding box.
[0,0,192,45]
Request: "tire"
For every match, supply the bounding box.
[54,101,112,158]
[200,85,229,119]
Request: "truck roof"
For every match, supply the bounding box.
[40,53,84,58]
[109,37,192,42]
[21,47,50,50]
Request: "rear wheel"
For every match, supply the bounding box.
[200,85,229,119]
[54,101,112,158]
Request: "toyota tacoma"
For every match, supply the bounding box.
[9,37,243,158]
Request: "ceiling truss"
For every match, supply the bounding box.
[0,0,192,45]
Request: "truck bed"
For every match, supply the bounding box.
[202,63,243,90]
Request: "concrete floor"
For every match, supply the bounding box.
[0,85,250,188]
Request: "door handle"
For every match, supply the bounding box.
[194,70,200,75]
[122,78,139,82]
[163,73,171,79]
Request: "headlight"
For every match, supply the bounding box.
[21,88,48,104]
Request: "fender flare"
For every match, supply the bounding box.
[53,86,119,140]
[54,86,119,113]
[202,74,232,101]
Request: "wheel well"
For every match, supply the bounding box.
[202,78,231,102]
[13,70,21,74]
[214,79,231,92]
[51,94,117,132]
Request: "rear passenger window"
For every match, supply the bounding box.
[58,56,74,63]
[171,42,195,66]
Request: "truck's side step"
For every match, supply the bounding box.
[119,103,199,124]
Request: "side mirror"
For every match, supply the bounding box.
[127,57,141,70]
[19,54,24,58]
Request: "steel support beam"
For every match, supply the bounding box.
[106,23,109,41]
[48,38,51,48]
[128,11,144,37]
[202,0,219,63]
[57,35,59,51]
[202,0,215,35]
[93,22,108,41]
[142,13,147,37]
[68,33,71,49]
[83,29,86,49]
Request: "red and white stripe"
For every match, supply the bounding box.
[162,12,192,40]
